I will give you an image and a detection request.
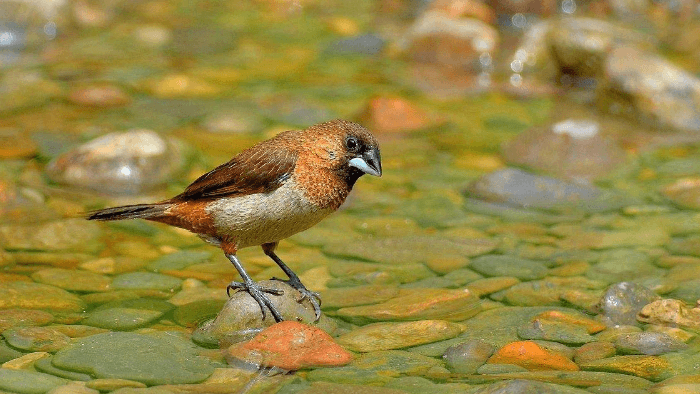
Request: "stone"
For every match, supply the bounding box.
[3,326,71,352]
[669,279,700,303]
[292,381,409,394]
[615,332,688,355]
[502,119,628,182]
[0,282,86,312]
[467,168,628,213]
[588,250,664,283]
[2,352,51,369]
[471,379,589,393]
[0,309,54,332]
[598,46,700,133]
[335,288,481,324]
[68,85,131,108]
[574,342,616,364]
[442,339,494,374]
[637,299,700,331]
[358,96,431,133]
[320,285,400,309]
[226,321,353,370]
[31,268,111,292]
[325,34,385,56]
[193,280,336,347]
[580,355,671,381]
[0,369,67,394]
[0,128,37,158]
[146,250,212,272]
[85,379,147,391]
[200,107,265,134]
[52,332,216,385]
[533,310,606,334]
[517,319,595,346]
[45,129,187,195]
[46,382,99,394]
[469,255,548,280]
[0,219,102,253]
[82,298,173,330]
[111,272,182,292]
[466,277,519,297]
[663,178,700,210]
[487,341,579,371]
[337,320,463,352]
[34,356,93,381]
[600,282,660,326]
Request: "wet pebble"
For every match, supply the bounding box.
[67,85,131,108]
[358,96,431,134]
[52,332,216,385]
[574,341,616,364]
[325,33,385,56]
[226,321,353,370]
[337,320,462,352]
[442,339,494,374]
[487,341,579,371]
[335,288,480,323]
[466,276,519,297]
[0,128,37,159]
[0,219,102,253]
[31,268,111,292]
[517,319,595,346]
[580,355,671,381]
[146,250,212,272]
[615,332,688,356]
[637,299,700,331]
[3,326,71,352]
[200,107,265,134]
[502,119,627,182]
[85,379,147,391]
[473,379,589,394]
[82,299,173,330]
[0,282,86,312]
[320,285,399,309]
[0,369,67,394]
[111,272,182,292]
[469,255,548,281]
[0,309,54,332]
[46,129,187,195]
[600,282,660,326]
[467,168,628,213]
[35,357,93,381]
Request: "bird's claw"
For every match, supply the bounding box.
[271,276,322,322]
[226,280,284,322]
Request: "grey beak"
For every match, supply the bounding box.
[349,148,382,177]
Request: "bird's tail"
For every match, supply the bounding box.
[86,203,170,221]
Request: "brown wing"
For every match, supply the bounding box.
[172,142,297,201]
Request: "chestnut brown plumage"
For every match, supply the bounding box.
[87,119,382,322]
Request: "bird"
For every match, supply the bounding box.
[87,119,382,323]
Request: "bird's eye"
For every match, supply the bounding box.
[345,136,359,152]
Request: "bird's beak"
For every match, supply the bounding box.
[349,148,382,177]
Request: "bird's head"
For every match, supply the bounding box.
[305,119,382,187]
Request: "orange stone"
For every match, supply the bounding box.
[359,96,431,133]
[226,321,353,370]
[488,341,579,371]
[533,310,606,334]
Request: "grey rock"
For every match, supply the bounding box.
[326,34,385,56]
[470,255,548,281]
[443,339,494,374]
[615,332,688,355]
[600,282,660,326]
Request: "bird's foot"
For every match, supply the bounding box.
[227,280,284,322]
[271,276,322,322]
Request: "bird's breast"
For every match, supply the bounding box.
[205,179,333,249]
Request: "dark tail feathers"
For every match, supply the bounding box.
[86,203,170,221]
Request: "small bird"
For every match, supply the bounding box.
[87,119,381,322]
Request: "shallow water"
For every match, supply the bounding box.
[1,0,700,393]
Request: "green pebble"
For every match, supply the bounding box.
[147,250,212,272]
[470,255,548,281]
[34,356,92,381]
[0,369,67,394]
[111,272,182,292]
[82,308,164,330]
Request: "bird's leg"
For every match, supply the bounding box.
[262,242,322,321]
[225,252,284,322]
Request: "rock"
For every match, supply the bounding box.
[81,299,173,331]
[0,128,37,158]
[85,379,147,391]
[466,277,519,297]
[487,341,579,371]
[325,34,385,56]
[517,319,595,346]
[67,85,131,108]
[637,299,700,331]
[111,272,182,292]
[357,96,431,133]
[31,268,111,292]
[471,379,590,394]
[3,327,71,352]
[46,129,188,194]
[532,310,606,334]
[257,94,335,127]
[442,339,494,374]
[193,280,335,347]
[588,250,664,283]
[597,46,700,133]
[0,369,67,394]
[0,219,102,253]
[47,382,98,394]
[52,332,216,385]
[0,71,62,115]
[226,321,353,370]
[580,355,671,381]
[0,309,54,332]
[467,168,628,213]
[337,320,463,352]
[0,282,86,312]
[335,288,481,323]
[615,332,688,355]
[574,341,616,364]
[200,108,265,134]
[35,356,93,381]
[469,255,548,281]
[320,285,400,309]
[669,279,700,303]
[292,381,409,394]
[502,119,628,182]
[2,352,51,369]
[600,282,660,326]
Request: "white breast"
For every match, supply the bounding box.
[205,179,333,249]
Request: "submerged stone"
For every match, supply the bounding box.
[52,332,216,385]
[3,326,71,352]
[0,219,102,253]
[442,339,494,374]
[615,332,688,355]
[111,272,182,292]
[469,255,548,280]
[337,320,462,352]
[31,268,111,292]
[0,309,54,332]
[580,355,671,381]
[0,369,67,394]
[600,282,660,326]
[0,282,86,313]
